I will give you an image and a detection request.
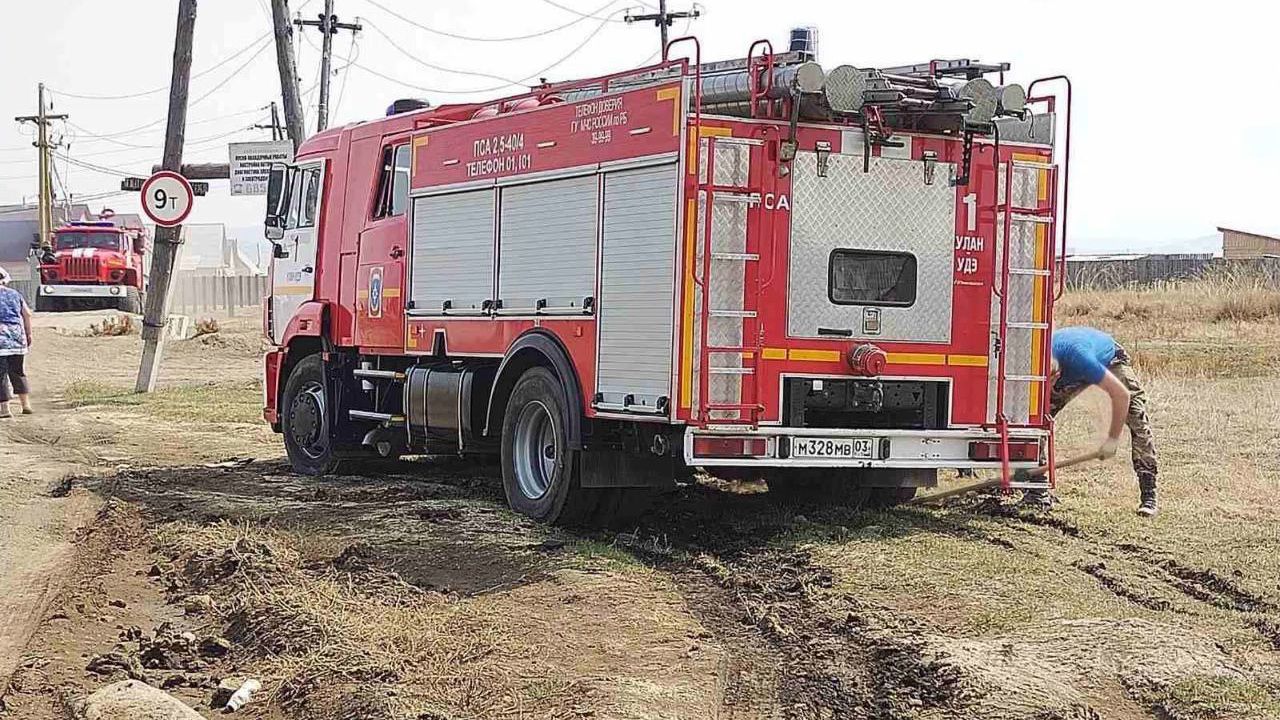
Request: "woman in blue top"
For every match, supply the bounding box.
[0,267,34,418]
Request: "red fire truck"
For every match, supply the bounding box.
[261,35,1071,525]
[37,214,149,313]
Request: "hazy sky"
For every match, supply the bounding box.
[2,0,1277,252]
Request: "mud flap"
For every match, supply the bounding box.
[580,448,679,489]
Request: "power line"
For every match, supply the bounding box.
[70,120,268,159]
[47,31,272,101]
[350,8,626,95]
[536,0,632,21]
[61,38,274,142]
[65,106,270,150]
[332,32,359,119]
[56,153,149,178]
[361,17,521,85]
[362,0,622,43]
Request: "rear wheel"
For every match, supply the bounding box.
[501,367,591,525]
[281,354,341,476]
[500,367,652,526]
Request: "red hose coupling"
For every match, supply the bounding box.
[848,344,887,376]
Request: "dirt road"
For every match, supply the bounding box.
[2,295,1280,719]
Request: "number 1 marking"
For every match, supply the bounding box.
[963,193,977,233]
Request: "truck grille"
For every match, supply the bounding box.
[64,257,99,280]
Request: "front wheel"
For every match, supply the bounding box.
[119,287,142,314]
[281,354,340,475]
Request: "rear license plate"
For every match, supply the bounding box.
[791,437,876,460]
[62,286,96,295]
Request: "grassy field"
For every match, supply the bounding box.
[18,281,1280,720]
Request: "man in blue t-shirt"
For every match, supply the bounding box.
[1027,326,1158,516]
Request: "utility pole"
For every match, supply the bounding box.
[625,0,700,56]
[135,0,197,394]
[252,101,284,140]
[295,0,361,133]
[270,0,307,150]
[15,84,68,251]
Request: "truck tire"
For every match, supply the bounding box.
[119,287,142,314]
[281,354,341,476]
[500,367,599,526]
[35,293,56,312]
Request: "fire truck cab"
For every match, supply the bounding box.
[37,216,148,313]
[262,35,1070,525]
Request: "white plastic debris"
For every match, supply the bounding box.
[223,678,261,713]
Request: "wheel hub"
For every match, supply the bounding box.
[513,401,558,501]
[288,382,327,459]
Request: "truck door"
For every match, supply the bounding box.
[354,142,409,349]
[270,159,325,345]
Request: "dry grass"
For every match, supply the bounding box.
[1059,268,1280,326]
[1057,274,1280,379]
[62,379,264,425]
[193,317,220,337]
[83,313,136,337]
[815,279,1280,714]
[156,523,572,720]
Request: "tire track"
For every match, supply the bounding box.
[958,498,1280,646]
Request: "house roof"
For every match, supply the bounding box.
[1217,227,1280,243]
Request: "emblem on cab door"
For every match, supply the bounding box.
[369,266,384,319]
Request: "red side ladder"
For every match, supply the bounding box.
[694,133,765,427]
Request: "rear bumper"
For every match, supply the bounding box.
[39,284,122,298]
[684,426,1047,469]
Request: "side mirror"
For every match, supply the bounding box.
[264,163,289,242]
[265,215,285,242]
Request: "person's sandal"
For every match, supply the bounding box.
[21,407,33,415]
[0,409,11,420]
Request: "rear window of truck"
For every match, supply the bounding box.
[828,249,918,307]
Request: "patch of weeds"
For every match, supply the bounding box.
[1152,675,1280,720]
[62,379,263,425]
[569,539,647,569]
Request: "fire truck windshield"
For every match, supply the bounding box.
[54,231,122,251]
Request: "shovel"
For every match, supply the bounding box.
[911,448,1107,505]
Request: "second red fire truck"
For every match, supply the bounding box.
[261,31,1071,525]
[37,213,149,313]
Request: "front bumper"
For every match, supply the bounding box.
[263,347,284,427]
[39,284,123,298]
[684,426,1047,469]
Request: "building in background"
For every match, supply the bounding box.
[0,203,93,301]
[1219,227,1280,260]
[175,223,265,277]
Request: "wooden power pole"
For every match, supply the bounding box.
[270,0,307,150]
[135,0,197,394]
[15,83,68,251]
[625,0,700,55]
[296,0,361,133]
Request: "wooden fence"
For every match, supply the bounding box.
[1066,257,1280,290]
[169,274,268,316]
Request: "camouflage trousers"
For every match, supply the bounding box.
[1049,346,1158,487]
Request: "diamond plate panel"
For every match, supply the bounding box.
[788,153,955,342]
[699,140,751,187]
